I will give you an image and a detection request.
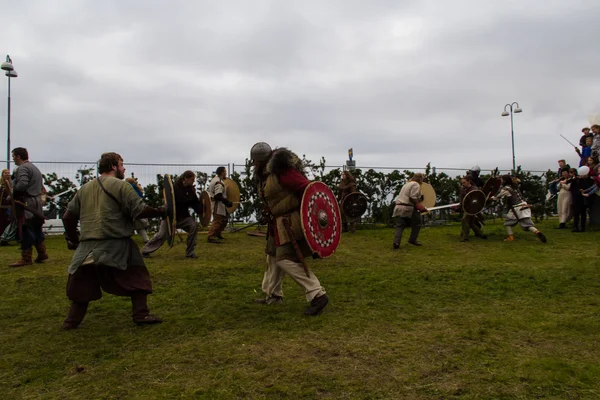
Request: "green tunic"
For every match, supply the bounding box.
[66,176,147,274]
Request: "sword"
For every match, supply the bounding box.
[560,134,578,148]
[425,203,460,212]
[48,186,78,199]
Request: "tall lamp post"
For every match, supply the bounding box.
[1,55,17,171]
[501,102,522,172]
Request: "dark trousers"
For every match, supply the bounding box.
[20,223,44,250]
[461,214,484,239]
[393,210,422,245]
[64,264,153,326]
[573,202,588,231]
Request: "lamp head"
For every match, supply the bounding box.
[1,61,13,72]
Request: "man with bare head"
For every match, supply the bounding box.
[142,170,202,258]
[392,173,427,249]
[8,147,47,267]
[61,152,166,329]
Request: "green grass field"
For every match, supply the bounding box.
[1,220,599,399]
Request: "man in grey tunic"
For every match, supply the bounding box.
[61,152,166,329]
[8,147,48,267]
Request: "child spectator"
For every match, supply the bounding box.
[570,166,595,232]
[585,156,599,176]
[579,127,592,148]
[576,136,593,166]
[581,174,600,197]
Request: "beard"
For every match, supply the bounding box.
[116,169,125,180]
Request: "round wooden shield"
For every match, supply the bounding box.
[341,192,368,219]
[421,182,436,209]
[300,181,342,258]
[162,174,177,248]
[462,189,486,215]
[224,178,240,214]
[482,176,502,198]
[199,190,212,227]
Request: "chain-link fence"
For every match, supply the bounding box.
[2,160,556,235]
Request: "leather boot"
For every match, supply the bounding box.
[131,292,162,325]
[62,302,89,330]
[34,241,49,263]
[9,248,33,267]
[304,294,329,316]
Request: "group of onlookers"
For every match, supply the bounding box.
[555,125,600,232]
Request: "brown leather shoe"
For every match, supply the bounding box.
[9,249,33,267]
[35,242,49,263]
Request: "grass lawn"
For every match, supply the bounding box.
[1,220,599,399]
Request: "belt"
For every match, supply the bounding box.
[398,203,414,207]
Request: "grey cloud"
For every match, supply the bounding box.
[0,0,599,175]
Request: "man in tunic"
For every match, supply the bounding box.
[61,152,166,329]
[493,174,547,243]
[338,169,358,233]
[8,147,48,267]
[392,173,427,249]
[251,142,329,316]
[456,176,486,242]
[142,170,201,258]
[207,166,233,244]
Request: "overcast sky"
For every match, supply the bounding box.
[1,0,599,173]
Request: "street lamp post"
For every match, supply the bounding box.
[1,55,17,171]
[501,102,522,172]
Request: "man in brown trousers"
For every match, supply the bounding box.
[61,152,165,329]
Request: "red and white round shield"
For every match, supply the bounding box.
[300,181,342,258]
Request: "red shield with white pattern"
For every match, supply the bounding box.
[300,181,342,258]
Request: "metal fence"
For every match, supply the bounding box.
[1,160,548,187]
[3,161,551,235]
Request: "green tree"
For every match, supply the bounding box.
[43,173,77,218]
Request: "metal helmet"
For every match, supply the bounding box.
[470,165,481,173]
[250,142,272,162]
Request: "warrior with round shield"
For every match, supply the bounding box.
[338,169,358,233]
[392,173,427,249]
[456,176,487,242]
[250,142,329,316]
[467,165,485,188]
[141,170,202,259]
[492,175,547,243]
